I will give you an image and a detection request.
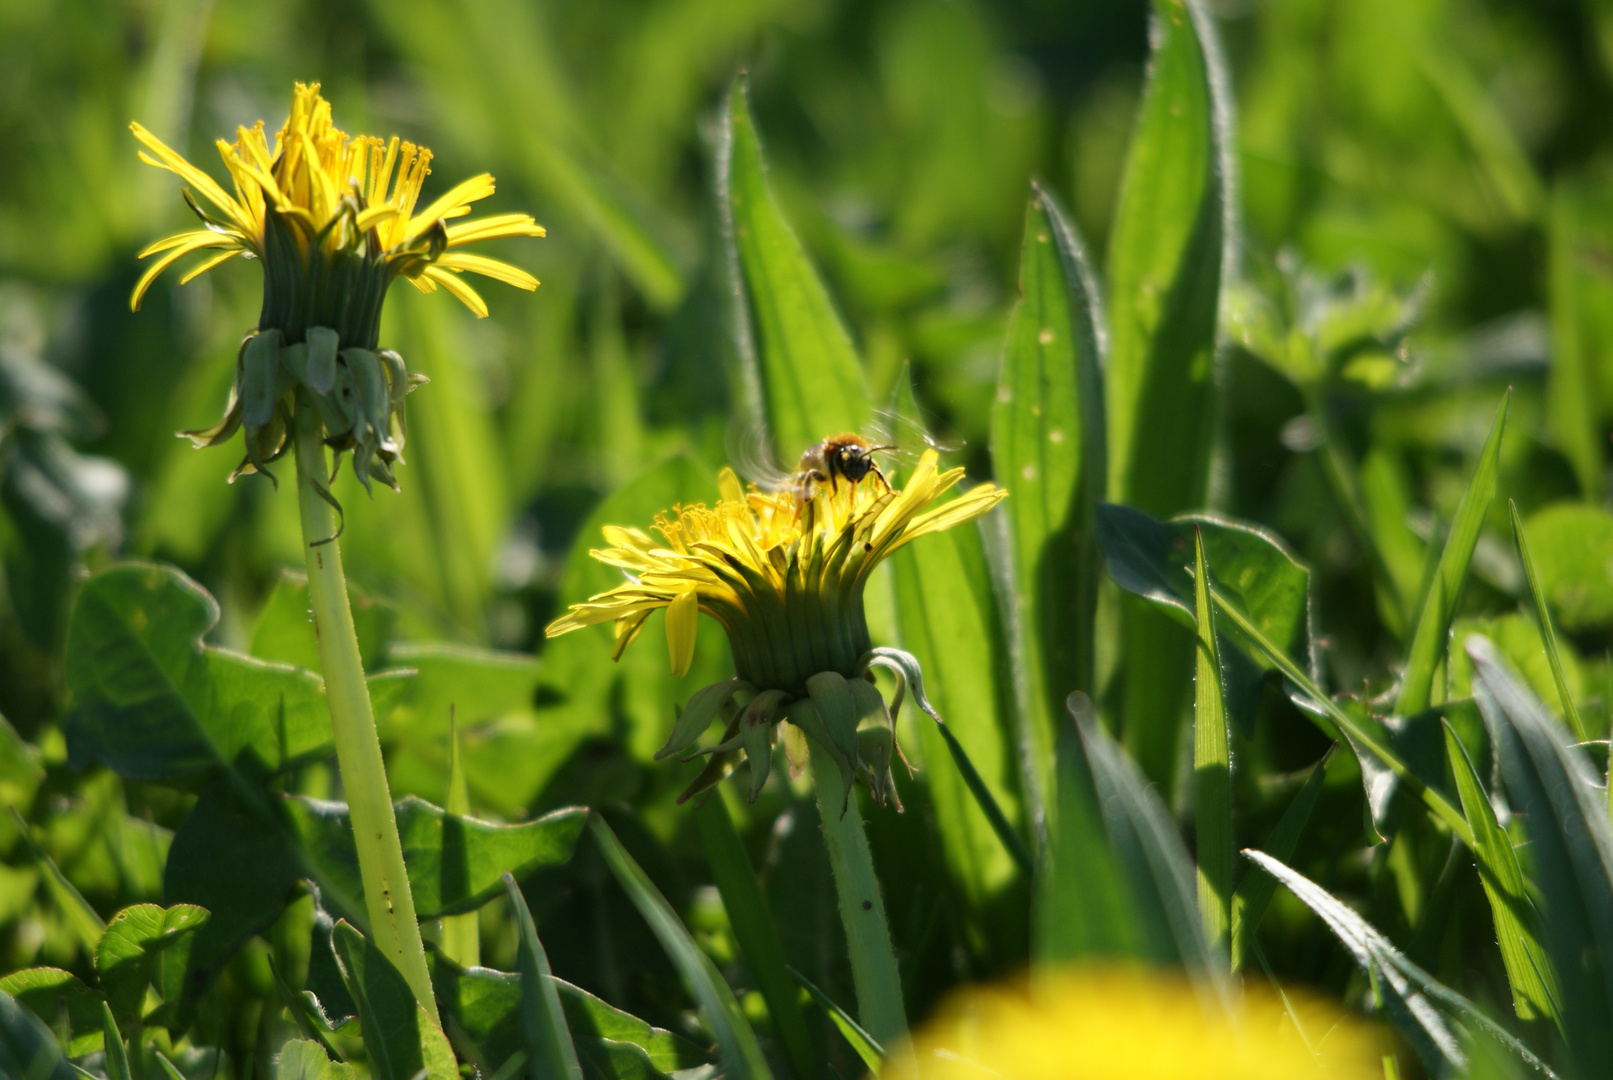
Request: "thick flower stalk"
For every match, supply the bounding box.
[546,448,1004,1044]
[131,83,543,1022]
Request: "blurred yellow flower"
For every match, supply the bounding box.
[130,81,544,327]
[885,968,1383,1080]
[546,449,1004,690]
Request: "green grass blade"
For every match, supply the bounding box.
[1106,0,1231,513]
[1441,720,1560,1025]
[991,184,1106,830]
[439,709,481,970]
[588,815,774,1080]
[1395,390,1508,718]
[1546,186,1606,498]
[1206,584,1474,846]
[692,794,816,1080]
[7,807,103,956]
[1191,528,1232,964]
[501,874,584,1080]
[0,990,79,1080]
[99,1003,129,1080]
[1510,500,1588,742]
[1244,849,1557,1077]
[1230,747,1334,970]
[787,964,884,1075]
[1468,635,1613,1072]
[719,75,868,461]
[885,367,1028,891]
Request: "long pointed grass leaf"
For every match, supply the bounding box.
[1468,635,1613,1071]
[693,794,815,1080]
[1230,746,1334,970]
[1509,500,1588,742]
[1243,850,1557,1077]
[1191,528,1232,963]
[718,75,867,461]
[588,815,773,1080]
[1441,719,1560,1025]
[1396,391,1508,717]
[787,965,884,1075]
[501,873,583,1080]
[991,184,1106,837]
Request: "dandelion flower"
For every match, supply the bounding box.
[131,82,544,491]
[546,450,1005,804]
[887,968,1383,1080]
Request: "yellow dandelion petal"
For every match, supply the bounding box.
[405,172,496,242]
[178,247,247,285]
[419,266,490,317]
[131,123,254,233]
[445,214,547,246]
[666,589,700,678]
[433,252,539,291]
[131,233,237,311]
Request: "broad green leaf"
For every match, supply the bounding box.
[65,562,406,783]
[503,874,583,1080]
[1442,720,1559,1024]
[1468,635,1613,1073]
[887,369,1023,908]
[719,75,868,462]
[1510,502,1588,741]
[991,185,1106,830]
[162,778,304,1021]
[1191,529,1231,963]
[1106,0,1229,515]
[1519,502,1613,634]
[788,964,883,1075]
[94,902,209,1022]
[1229,747,1334,970]
[285,797,585,919]
[1395,391,1507,717]
[1243,849,1555,1077]
[588,816,773,1080]
[1097,503,1312,738]
[437,963,706,1080]
[330,921,458,1080]
[692,793,815,1080]
[274,1039,356,1080]
[0,990,77,1080]
[0,969,105,1056]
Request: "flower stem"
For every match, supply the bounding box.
[292,396,438,1022]
[808,745,907,1049]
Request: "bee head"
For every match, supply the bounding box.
[830,440,892,484]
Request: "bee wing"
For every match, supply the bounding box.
[726,417,796,493]
[869,407,961,487]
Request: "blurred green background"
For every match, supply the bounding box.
[4,0,1613,1066]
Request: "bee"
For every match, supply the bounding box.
[728,409,958,502]
[793,432,894,500]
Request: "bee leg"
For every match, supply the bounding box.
[869,462,892,490]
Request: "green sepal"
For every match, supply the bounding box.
[677,714,742,806]
[740,689,787,803]
[305,326,339,394]
[241,328,283,429]
[848,678,898,810]
[806,671,860,778]
[784,696,854,806]
[657,678,751,761]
